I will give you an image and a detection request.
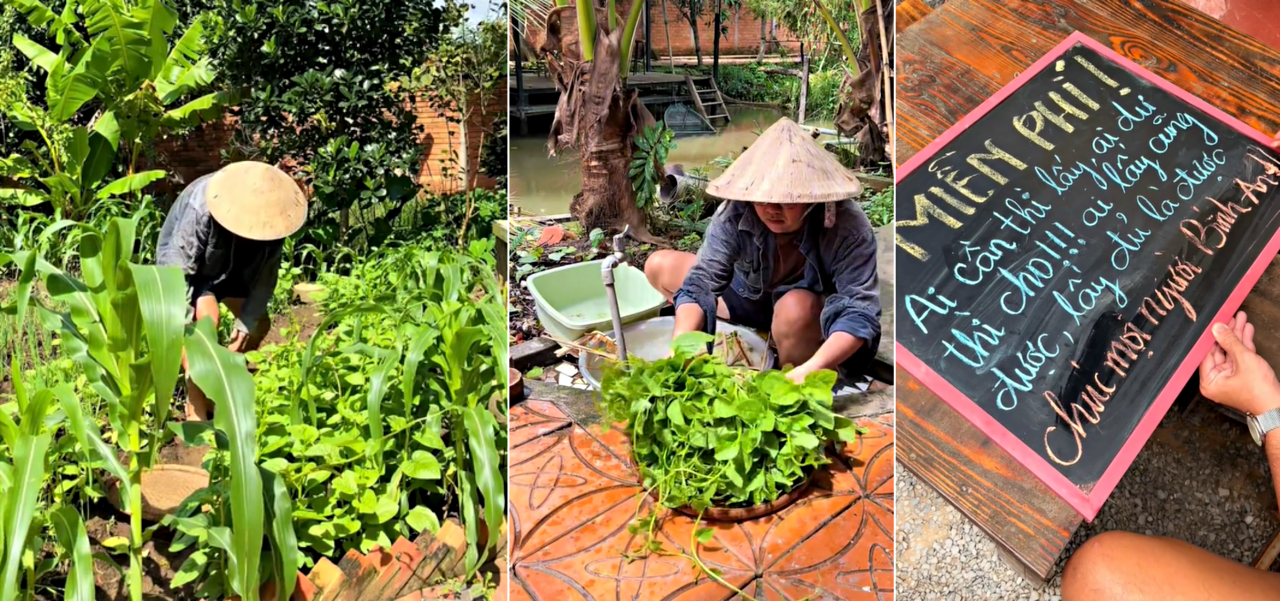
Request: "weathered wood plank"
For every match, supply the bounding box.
[894,33,1002,160]
[895,0,933,34]
[897,366,1080,579]
[953,0,1280,134]
[1238,257,1280,371]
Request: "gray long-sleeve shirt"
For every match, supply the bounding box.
[157,174,283,334]
[673,200,881,349]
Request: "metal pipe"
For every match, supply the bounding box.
[602,225,631,361]
[658,164,709,204]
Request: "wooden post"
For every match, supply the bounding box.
[799,43,809,124]
[644,0,652,73]
[713,0,721,81]
[513,16,528,136]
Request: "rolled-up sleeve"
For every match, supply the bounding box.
[672,203,740,333]
[156,194,209,276]
[236,243,282,334]
[820,217,881,347]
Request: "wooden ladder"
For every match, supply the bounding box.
[684,74,731,127]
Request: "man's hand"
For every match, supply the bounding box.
[1199,311,1280,416]
[227,329,250,354]
[787,364,815,385]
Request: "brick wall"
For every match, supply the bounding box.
[414,85,508,192]
[154,89,506,197]
[520,3,802,59]
[637,1,801,57]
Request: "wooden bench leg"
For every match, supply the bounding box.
[1253,528,1280,570]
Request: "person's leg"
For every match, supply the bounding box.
[771,289,824,368]
[643,250,729,318]
[1062,531,1280,601]
[185,294,220,422]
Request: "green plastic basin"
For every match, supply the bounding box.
[526,259,666,343]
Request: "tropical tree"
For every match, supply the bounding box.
[671,0,709,66]
[0,0,222,220]
[744,0,888,165]
[537,0,663,242]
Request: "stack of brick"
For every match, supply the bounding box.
[274,520,506,601]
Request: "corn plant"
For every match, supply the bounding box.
[7,214,291,601]
[0,252,95,601]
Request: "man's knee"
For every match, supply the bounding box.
[772,289,822,334]
[1062,531,1134,600]
[644,250,677,282]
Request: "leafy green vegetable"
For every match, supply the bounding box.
[600,331,863,511]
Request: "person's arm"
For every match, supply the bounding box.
[156,188,209,277]
[672,203,741,337]
[1198,313,1280,508]
[792,211,880,380]
[234,243,283,337]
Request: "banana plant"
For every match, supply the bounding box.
[1,0,223,220]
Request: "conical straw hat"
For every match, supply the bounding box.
[705,118,862,203]
[206,161,308,240]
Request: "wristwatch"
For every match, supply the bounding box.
[1247,408,1280,446]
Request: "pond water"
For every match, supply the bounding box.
[511,106,830,216]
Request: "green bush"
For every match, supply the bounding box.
[715,64,791,104]
[194,0,465,259]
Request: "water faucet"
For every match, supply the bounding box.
[601,225,631,361]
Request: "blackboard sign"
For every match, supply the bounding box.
[895,32,1280,521]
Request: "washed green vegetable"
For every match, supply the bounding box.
[599,331,863,511]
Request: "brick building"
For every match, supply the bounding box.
[518,1,801,59]
[154,86,507,197]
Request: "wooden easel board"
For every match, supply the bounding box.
[895,32,1280,521]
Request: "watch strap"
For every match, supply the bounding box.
[1256,408,1280,441]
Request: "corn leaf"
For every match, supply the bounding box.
[0,433,50,601]
[261,469,299,601]
[463,405,503,562]
[50,506,94,601]
[55,384,130,499]
[128,264,187,459]
[185,318,263,601]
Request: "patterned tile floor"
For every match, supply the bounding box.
[508,398,894,601]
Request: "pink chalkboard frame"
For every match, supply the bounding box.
[894,31,1280,522]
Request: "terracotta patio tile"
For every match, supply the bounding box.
[569,426,640,485]
[512,394,895,601]
[757,494,860,570]
[507,581,534,601]
[509,428,645,562]
[510,401,572,449]
[760,509,894,601]
[521,511,756,601]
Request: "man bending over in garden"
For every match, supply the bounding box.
[644,118,880,384]
[157,161,308,422]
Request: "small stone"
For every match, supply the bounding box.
[1157,490,1167,500]
[555,363,579,376]
[1219,488,1231,498]
[1247,515,1255,525]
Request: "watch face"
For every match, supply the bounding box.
[1251,416,1263,446]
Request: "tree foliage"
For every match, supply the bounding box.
[194,0,464,253]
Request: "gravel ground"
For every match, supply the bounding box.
[895,398,1280,600]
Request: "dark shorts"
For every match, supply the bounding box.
[189,277,251,307]
[720,286,874,380]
